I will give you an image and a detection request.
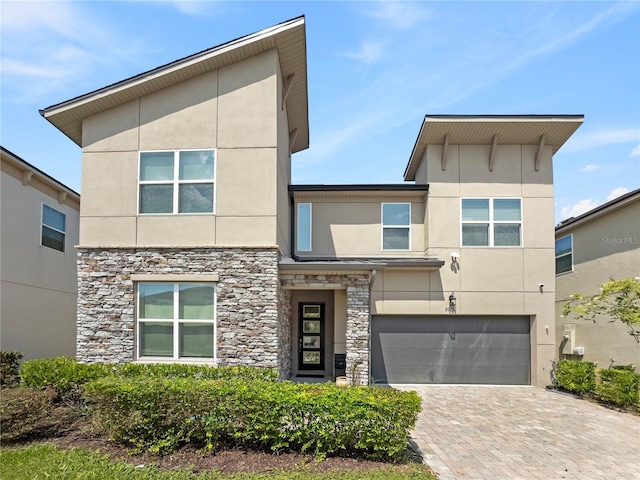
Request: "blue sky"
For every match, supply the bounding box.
[1,1,639,223]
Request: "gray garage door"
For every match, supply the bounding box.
[371,315,531,385]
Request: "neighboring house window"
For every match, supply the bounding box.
[461,198,522,247]
[555,234,573,274]
[41,204,66,252]
[297,203,312,251]
[139,150,215,214]
[137,282,216,360]
[382,203,411,250]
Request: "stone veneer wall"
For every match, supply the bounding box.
[77,248,280,366]
[277,287,292,379]
[279,273,371,385]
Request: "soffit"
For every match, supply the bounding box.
[41,17,308,153]
[404,115,584,181]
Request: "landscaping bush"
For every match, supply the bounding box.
[0,387,76,442]
[595,367,640,409]
[555,359,596,395]
[84,377,421,460]
[20,357,110,397]
[112,362,278,382]
[20,357,278,397]
[0,351,23,387]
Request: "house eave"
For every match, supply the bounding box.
[279,257,445,273]
[40,16,309,154]
[404,114,584,181]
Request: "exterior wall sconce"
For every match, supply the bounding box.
[448,292,457,314]
[451,252,460,262]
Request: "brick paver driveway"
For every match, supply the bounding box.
[395,385,640,480]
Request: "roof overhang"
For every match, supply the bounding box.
[404,114,584,181]
[279,257,445,274]
[556,188,640,235]
[40,16,309,153]
[1,146,80,200]
[289,184,429,199]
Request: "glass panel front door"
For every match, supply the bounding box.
[299,303,324,370]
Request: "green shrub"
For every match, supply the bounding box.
[555,359,596,395]
[0,351,23,387]
[0,387,76,442]
[595,368,640,409]
[84,377,421,460]
[20,357,110,396]
[112,363,278,382]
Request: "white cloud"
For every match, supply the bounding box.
[365,1,430,29]
[631,144,640,157]
[562,128,640,153]
[606,187,630,201]
[344,41,385,65]
[560,199,600,219]
[580,164,599,172]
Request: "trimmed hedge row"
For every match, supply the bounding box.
[84,376,422,460]
[555,359,639,409]
[20,357,278,395]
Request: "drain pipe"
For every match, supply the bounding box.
[368,268,377,385]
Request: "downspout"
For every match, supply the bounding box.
[368,268,377,385]
[289,190,300,261]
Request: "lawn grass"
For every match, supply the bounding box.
[0,444,437,480]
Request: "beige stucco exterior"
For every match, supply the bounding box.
[555,192,640,368]
[1,148,80,360]
[79,50,282,248]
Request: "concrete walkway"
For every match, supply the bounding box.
[395,385,640,480]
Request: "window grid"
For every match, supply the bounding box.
[555,234,573,275]
[137,282,216,361]
[138,149,215,215]
[41,204,66,252]
[381,203,411,251]
[461,198,522,247]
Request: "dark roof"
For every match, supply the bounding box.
[0,145,80,197]
[556,188,640,231]
[289,184,429,193]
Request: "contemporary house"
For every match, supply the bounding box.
[40,16,583,386]
[1,146,80,360]
[555,188,640,368]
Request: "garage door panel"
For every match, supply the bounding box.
[372,315,531,385]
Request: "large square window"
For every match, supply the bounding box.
[138,282,216,360]
[139,150,215,214]
[382,203,410,250]
[461,198,521,247]
[41,204,66,252]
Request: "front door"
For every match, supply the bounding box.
[298,303,325,371]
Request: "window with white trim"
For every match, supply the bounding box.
[138,150,215,214]
[382,203,411,250]
[461,198,522,247]
[41,204,66,252]
[297,203,312,251]
[137,282,216,360]
[555,234,573,274]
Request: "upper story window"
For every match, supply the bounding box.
[41,204,66,252]
[137,282,216,360]
[461,198,521,247]
[139,150,215,214]
[555,234,573,274]
[382,203,410,250]
[297,203,312,252]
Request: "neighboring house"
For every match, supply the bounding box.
[40,16,583,386]
[555,189,640,368]
[0,146,80,360]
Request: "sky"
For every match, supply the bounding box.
[1,0,639,224]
